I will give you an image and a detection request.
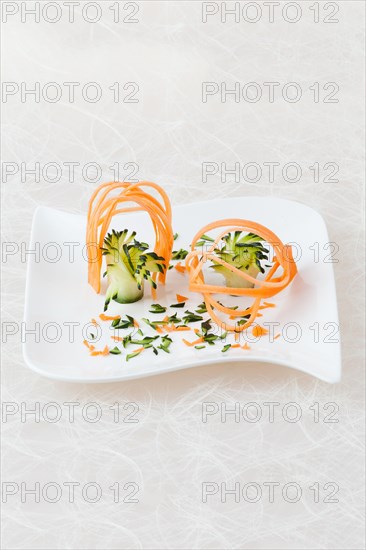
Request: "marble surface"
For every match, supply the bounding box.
[1,2,365,548]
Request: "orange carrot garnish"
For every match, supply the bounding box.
[182,337,204,347]
[175,262,186,274]
[99,313,120,322]
[86,181,173,295]
[185,220,297,332]
[252,325,269,337]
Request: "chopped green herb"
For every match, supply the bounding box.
[142,318,168,331]
[168,264,174,270]
[122,334,132,348]
[149,303,167,314]
[195,233,215,247]
[109,346,121,355]
[201,320,212,335]
[216,301,238,310]
[172,248,189,260]
[197,319,221,346]
[195,302,207,314]
[204,334,218,342]
[130,335,160,347]
[183,310,203,324]
[173,232,179,241]
[168,312,182,323]
[112,315,136,330]
[170,302,185,308]
[157,335,172,353]
[90,333,95,339]
[237,318,250,326]
[194,345,206,350]
[126,349,143,361]
[222,344,231,353]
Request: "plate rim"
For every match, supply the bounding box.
[23,197,341,384]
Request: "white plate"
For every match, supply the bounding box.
[23,197,341,383]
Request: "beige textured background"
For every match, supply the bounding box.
[1,1,365,549]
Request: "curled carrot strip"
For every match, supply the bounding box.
[86,181,174,295]
[185,219,297,332]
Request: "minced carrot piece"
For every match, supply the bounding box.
[99,313,120,322]
[162,315,169,322]
[133,346,145,354]
[274,333,281,340]
[252,325,269,337]
[89,344,109,356]
[155,326,164,334]
[175,262,186,274]
[111,336,123,342]
[262,301,276,308]
[242,343,251,350]
[83,340,95,351]
[165,324,190,332]
[231,344,241,348]
[176,294,188,303]
[194,328,200,335]
[182,337,203,347]
[91,318,98,326]
[133,319,139,328]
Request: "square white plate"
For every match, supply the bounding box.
[23,197,341,383]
